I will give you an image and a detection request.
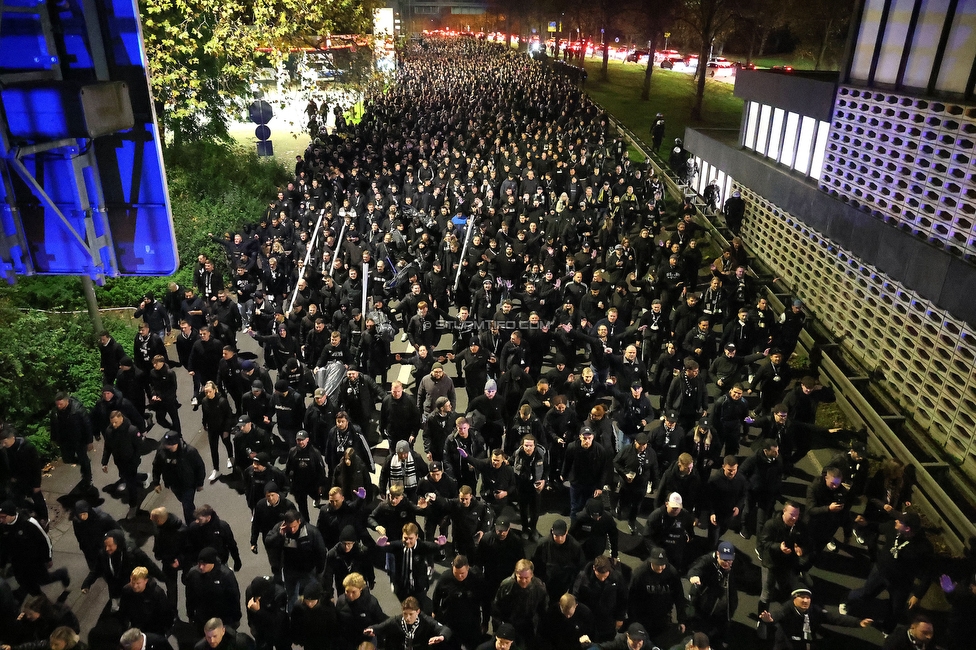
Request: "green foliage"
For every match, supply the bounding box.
[91,139,288,307]
[0,306,137,461]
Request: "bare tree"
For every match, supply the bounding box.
[679,0,739,120]
[638,0,681,100]
[790,0,853,70]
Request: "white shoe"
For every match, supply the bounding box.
[853,531,866,545]
[191,397,198,406]
[400,333,408,343]
[227,458,234,469]
[838,603,848,615]
[825,541,837,552]
[208,469,219,482]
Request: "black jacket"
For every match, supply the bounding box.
[101,418,142,473]
[185,513,242,566]
[152,439,206,493]
[183,562,241,626]
[119,578,175,635]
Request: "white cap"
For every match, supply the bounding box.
[667,492,683,508]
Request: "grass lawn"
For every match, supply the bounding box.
[579,58,744,161]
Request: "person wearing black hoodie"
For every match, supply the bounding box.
[91,386,147,439]
[288,581,338,650]
[70,501,119,571]
[118,566,175,636]
[80,530,165,607]
[244,575,289,650]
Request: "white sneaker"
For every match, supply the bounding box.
[191,396,198,406]
[826,541,837,552]
[838,603,848,615]
[227,458,234,469]
[853,531,866,545]
[400,333,408,343]
[208,469,219,482]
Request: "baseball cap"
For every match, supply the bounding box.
[237,415,251,425]
[650,547,668,566]
[631,381,643,390]
[429,461,443,472]
[717,541,735,561]
[896,511,922,531]
[251,380,264,391]
[666,492,683,508]
[551,519,568,535]
[698,417,712,429]
[664,410,678,422]
[0,501,17,516]
[494,516,511,531]
[635,432,649,445]
[163,431,182,445]
[296,430,309,441]
[626,623,649,642]
[495,623,517,641]
[725,343,736,351]
[242,360,255,371]
[395,440,410,453]
[314,387,327,398]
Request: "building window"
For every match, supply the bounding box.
[810,120,830,180]
[768,108,785,161]
[781,112,800,168]
[756,104,772,155]
[744,101,759,150]
[794,116,816,175]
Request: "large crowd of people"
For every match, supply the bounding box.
[1,35,974,650]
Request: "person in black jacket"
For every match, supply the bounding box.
[285,431,326,522]
[195,618,253,650]
[148,356,181,434]
[118,567,175,636]
[432,555,490,649]
[100,412,143,517]
[185,505,242,571]
[244,575,289,650]
[686,542,738,648]
[0,503,69,600]
[0,426,47,522]
[365,596,451,647]
[571,556,629,642]
[759,587,871,650]
[80,530,165,605]
[377,522,446,612]
[613,432,658,534]
[91,386,147,440]
[115,357,150,419]
[562,428,611,525]
[99,331,127,385]
[200,382,235,483]
[149,506,185,611]
[151,431,206,523]
[335,572,386,650]
[702,455,747,547]
[757,502,811,617]
[50,393,94,488]
[570,498,619,561]
[629,547,687,641]
[288,581,338,650]
[324,412,374,473]
[184,547,242,634]
[841,511,933,634]
[264,511,327,610]
[119,628,173,650]
[739,439,784,539]
[70,501,119,571]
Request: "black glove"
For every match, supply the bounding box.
[233,558,242,572]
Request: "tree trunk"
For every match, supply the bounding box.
[758,25,771,58]
[692,41,709,121]
[746,28,756,65]
[815,19,833,70]
[641,33,659,101]
[601,41,610,81]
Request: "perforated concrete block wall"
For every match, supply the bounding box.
[820,86,976,260]
[735,182,976,478]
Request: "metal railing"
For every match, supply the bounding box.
[601,105,976,554]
